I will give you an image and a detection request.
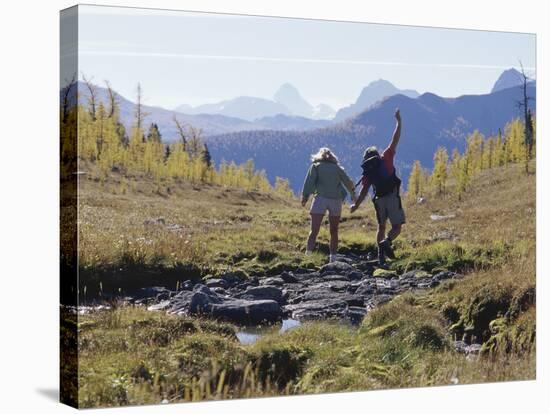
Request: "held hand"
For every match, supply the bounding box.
[350,204,358,213]
[394,108,401,122]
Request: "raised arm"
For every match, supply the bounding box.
[388,108,401,152]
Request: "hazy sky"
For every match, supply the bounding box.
[71,5,536,110]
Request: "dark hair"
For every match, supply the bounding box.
[363,146,379,160]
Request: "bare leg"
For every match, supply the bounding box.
[387,224,402,241]
[376,223,386,244]
[328,215,340,255]
[307,213,324,252]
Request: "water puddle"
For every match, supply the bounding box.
[236,318,301,345]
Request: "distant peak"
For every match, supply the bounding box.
[275,83,300,96]
[491,68,526,93]
[368,79,394,87]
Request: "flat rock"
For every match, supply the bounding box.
[321,274,350,282]
[169,284,282,324]
[259,277,285,286]
[320,261,355,275]
[235,285,285,304]
[210,299,282,324]
[205,278,228,288]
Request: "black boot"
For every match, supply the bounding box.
[380,238,396,260]
[377,243,387,267]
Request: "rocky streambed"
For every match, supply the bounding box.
[125,254,462,328]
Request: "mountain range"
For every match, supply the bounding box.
[64,69,535,191]
[334,79,419,121]
[175,83,336,121]
[204,75,535,192]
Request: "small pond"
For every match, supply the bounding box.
[236,318,301,345]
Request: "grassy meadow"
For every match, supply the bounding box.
[67,160,536,408]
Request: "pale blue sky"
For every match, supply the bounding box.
[74,5,536,110]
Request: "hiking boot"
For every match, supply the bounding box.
[380,238,396,260]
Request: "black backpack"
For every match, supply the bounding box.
[361,155,381,176]
[360,153,401,198]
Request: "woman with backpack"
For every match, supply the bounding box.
[350,108,405,266]
[301,147,357,263]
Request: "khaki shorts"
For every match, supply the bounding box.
[373,189,406,225]
[310,195,343,217]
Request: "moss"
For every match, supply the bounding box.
[464,286,512,341]
[506,285,535,319]
[373,268,397,278]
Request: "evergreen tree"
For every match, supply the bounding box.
[274,177,294,199]
[407,160,424,199]
[146,123,162,143]
[431,147,449,195]
[202,143,212,168]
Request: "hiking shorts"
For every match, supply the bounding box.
[373,189,406,226]
[310,195,343,217]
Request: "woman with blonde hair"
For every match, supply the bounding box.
[301,147,357,262]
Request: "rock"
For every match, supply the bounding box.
[453,341,482,355]
[221,270,248,286]
[355,280,375,296]
[329,254,355,264]
[400,270,431,279]
[433,271,459,282]
[205,278,228,289]
[189,289,222,313]
[169,284,282,324]
[147,300,171,312]
[180,280,195,291]
[430,213,456,221]
[285,298,349,320]
[210,299,282,324]
[170,284,221,315]
[345,306,368,324]
[432,230,455,241]
[320,261,355,275]
[416,281,435,289]
[322,274,350,282]
[279,271,298,283]
[373,268,398,279]
[365,294,393,310]
[348,271,364,281]
[143,217,166,226]
[166,224,184,232]
[260,277,285,286]
[236,286,285,304]
[374,278,400,292]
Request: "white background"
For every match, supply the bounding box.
[0,0,547,412]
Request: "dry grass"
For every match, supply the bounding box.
[68,161,536,408]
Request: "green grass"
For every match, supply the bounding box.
[73,286,534,407]
[66,161,536,407]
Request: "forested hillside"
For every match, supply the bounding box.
[206,83,535,192]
